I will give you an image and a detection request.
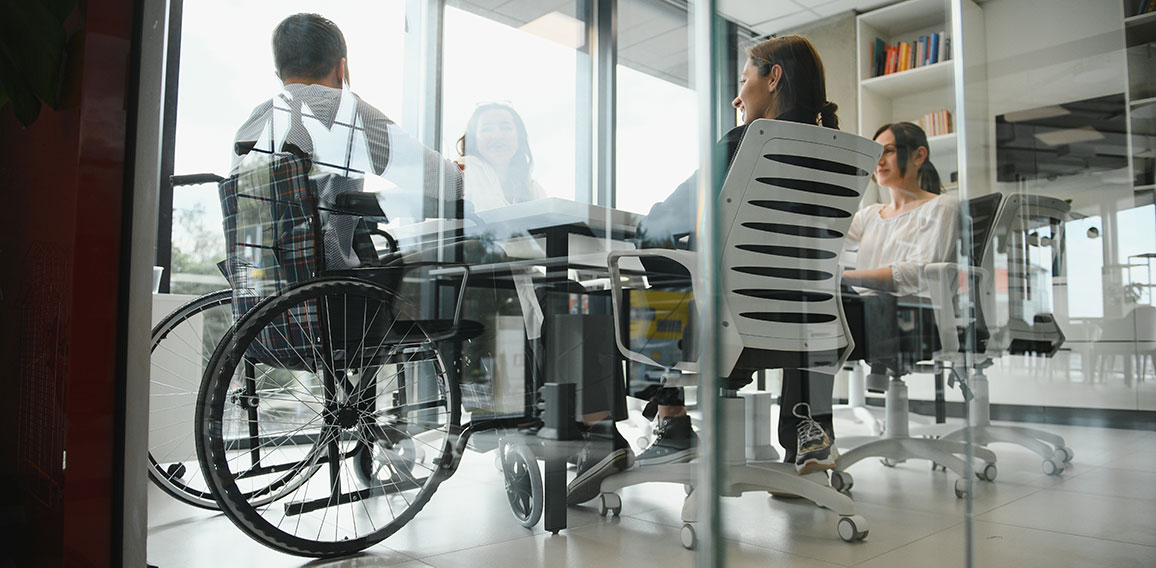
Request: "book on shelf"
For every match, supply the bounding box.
[870,32,951,78]
[915,109,953,138]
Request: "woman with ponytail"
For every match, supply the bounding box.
[566,35,850,508]
[635,35,841,248]
[842,122,959,296]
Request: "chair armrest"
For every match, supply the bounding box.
[607,249,700,376]
[924,263,961,354]
[925,262,994,358]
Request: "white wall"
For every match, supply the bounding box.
[983,0,1125,117]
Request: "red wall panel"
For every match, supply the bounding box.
[0,1,137,566]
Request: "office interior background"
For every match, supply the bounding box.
[1,0,1154,566]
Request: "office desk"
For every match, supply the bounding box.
[391,197,643,280]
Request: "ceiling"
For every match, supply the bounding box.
[447,0,905,86]
[718,0,897,36]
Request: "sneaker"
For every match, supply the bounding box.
[636,415,698,466]
[793,403,837,475]
[566,423,635,505]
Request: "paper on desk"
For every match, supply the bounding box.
[512,270,544,340]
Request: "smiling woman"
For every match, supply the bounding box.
[457,102,545,211]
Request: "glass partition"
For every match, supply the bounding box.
[145,1,1156,566]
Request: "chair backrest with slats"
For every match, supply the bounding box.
[985,193,1070,356]
[715,119,881,375]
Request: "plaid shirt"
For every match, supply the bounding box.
[232,84,463,269]
[218,153,321,367]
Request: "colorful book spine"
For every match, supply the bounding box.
[915,109,954,137]
[870,32,951,78]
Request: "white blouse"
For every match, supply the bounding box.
[463,155,546,212]
[844,193,960,297]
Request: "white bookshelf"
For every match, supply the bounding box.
[1125,1,1156,190]
[856,0,986,198]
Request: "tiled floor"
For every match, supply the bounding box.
[146,415,1156,567]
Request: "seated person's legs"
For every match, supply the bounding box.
[779,371,837,474]
[636,386,697,466]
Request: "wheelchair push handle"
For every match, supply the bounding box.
[170,173,225,187]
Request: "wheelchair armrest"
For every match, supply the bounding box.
[333,192,389,220]
[607,249,700,375]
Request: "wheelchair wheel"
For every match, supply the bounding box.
[149,290,232,509]
[197,278,460,558]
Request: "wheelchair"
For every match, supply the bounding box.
[157,152,552,558]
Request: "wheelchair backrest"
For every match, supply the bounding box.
[218,152,323,366]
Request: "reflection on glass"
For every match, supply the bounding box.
[457,103,547,212]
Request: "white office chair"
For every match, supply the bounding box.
[830,193,1002,499]
[922,194,1074,476]
[604,118,881,548]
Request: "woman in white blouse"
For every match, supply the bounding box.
[772,122,957,475]
[456,103,546,212]
[843,122,959,294]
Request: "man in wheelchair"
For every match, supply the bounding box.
[231,12,464,271]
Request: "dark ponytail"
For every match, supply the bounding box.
[819,101,839,129]
[916,160,942,195]
[873,121,942,194]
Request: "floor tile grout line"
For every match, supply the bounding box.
[845,519,967,568]
[1040,484,1156,503]
[977,518,1156,550]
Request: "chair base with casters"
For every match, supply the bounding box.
[596,393,868,549]
[933,363,1071,476]
[832,373,998,499]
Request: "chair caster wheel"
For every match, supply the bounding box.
[1055,446,1074,464]
[838,515,869,542]
[681,523,696,549]
[830,470,853,493]
[978,463,997,482]
[931,461,947,472]
[954,478,969,499]
[1042,458,1064,476]
[599,493,622,517]
[881,457,899,468]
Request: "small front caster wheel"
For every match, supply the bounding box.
[830,470,854,493]
[499,441,543,528]
[954,478,969,499]
[681,523,697,549]
[881,457,899,468]
[978,463,998,482]
[683,484,694,496]
[837,515,869,542]
[1056,446,1074,464]
[599,492,622,517]
[1042,458,1064,476]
